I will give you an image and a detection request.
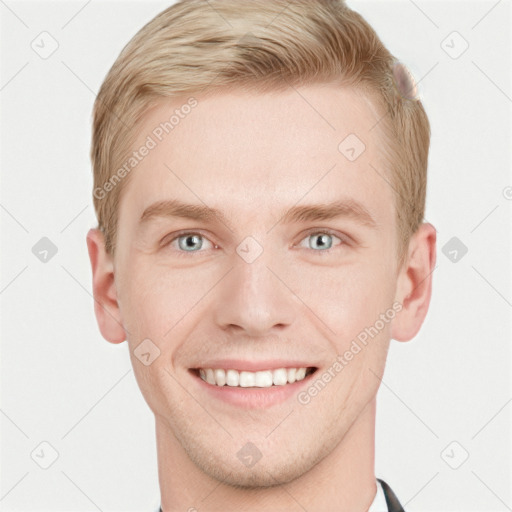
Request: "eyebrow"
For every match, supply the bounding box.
[138,198,377,230]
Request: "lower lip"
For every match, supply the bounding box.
[189,369,318,409]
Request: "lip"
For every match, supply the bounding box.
[191,359,316,372]
[188,365,318,409]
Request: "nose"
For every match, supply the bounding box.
[212,250,296,337]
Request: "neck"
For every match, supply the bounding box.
[156,398,377,512]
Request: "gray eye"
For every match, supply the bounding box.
[296,231,343,252]
[308,233,334,250]
[178,234,204,251]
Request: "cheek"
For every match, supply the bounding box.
[296,262,393,319]
[292,263,394,415]
[119,260,218,339]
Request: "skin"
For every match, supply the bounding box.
[87,83,436,512]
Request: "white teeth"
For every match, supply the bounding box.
[272,368,288,386]
[255,370,273,387]
[295,367,306,380]
[198,367,311,387]
[239,371,256,387]
[206,368,215,385]
[226,369,239,387]
[214,368,226,386]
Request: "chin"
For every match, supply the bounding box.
[184,438,330,490]
[198,460,304,489]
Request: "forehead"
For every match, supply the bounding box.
[119,83,393,229]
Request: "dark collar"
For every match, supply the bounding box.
[377,478,405,512]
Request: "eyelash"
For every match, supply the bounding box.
[161,229,348,257]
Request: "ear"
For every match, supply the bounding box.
[391,223,437,342]
[86,228,126,344]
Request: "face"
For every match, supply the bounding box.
[108,83,404,486]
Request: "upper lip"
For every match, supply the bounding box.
[191,359,318,372]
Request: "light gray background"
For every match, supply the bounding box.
[1,0,511,510]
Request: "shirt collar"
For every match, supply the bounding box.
[369,478,389,512]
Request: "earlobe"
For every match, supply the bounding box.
[391,223,437,342]
[86,228,127,344]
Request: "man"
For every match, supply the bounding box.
[86,1,436,510]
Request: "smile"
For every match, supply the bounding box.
[189,364,319,409]
[197,367,316,388]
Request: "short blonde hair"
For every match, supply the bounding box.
[91,0,430,264]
